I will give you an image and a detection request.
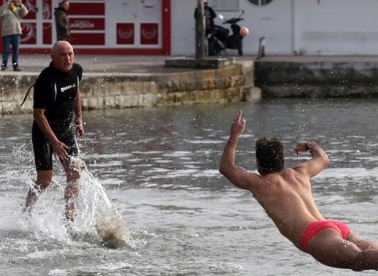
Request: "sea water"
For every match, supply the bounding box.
[1,99,378,275]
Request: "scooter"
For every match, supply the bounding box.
[208,11,246,56]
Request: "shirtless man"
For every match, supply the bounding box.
[219,110,378,271]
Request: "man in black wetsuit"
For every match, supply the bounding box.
[24,40,84,221]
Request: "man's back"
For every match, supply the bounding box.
[219,111,330,250]
[247,167,325,249]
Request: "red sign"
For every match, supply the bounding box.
[140,23,158,45]
[21,23,36,44]
[43,23,52,44]
[117,23,134,45]
[71,33,105,45]
[23,0,38,20]
[69,3,105,16]
[70,18,105,31]
[43,0,52,19]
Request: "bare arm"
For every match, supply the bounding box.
[74,89,84,138]
[33,108,70,159]
[219,110,259,190]
[293,141,330,178]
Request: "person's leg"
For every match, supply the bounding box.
[308,229,378,271]
[62,158,81,221]
[60,131,82,220]
[347,231,378,250]
[2,35,11,70]
[11,34,21,71]
[24,170,53,214]
[26,133,54,214]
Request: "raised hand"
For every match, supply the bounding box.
[231,110,246,136]
[294,142,309,155]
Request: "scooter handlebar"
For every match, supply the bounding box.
[222,18,244,24]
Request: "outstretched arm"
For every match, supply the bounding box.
[219,111,257,190]
[293,141,330,178]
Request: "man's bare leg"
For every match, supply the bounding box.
[64,179,80,221]
[63,159,81,221]
[348,231,378,251]
[309,229,378,271]
[24,170,53,214]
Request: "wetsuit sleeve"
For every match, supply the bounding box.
[74,63,83,81]
[33,74,51,109]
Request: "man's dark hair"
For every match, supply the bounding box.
[255,137,284,173]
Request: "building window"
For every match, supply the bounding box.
[209,0,239,11]
[248,0,273,6]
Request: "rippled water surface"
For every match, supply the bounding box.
[1,98,378,275]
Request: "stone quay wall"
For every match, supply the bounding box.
[0,61,261,115]
[254,60,378,98]
[3,58,378,115]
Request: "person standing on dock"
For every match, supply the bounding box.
[0,0,28,71]
[54,0,70,41]
[194,0,216,36]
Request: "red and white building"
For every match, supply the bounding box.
[2,0,171,55]
[2,0,378,56]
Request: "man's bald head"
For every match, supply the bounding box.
[51,41,74,72]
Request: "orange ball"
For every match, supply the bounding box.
[240,27,249,37]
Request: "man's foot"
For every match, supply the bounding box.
[21,203,32,217]
[1,66,6,71]
[64,216,74,222]
[64,208,74,222]
[13,67,21,71]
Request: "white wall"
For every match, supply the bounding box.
[170,0,293,56]
[238,0,293,55]
[294,0,378,55]
[171,0,378,56]
[170,0,197,56]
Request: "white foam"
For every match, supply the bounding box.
[74,163,132,249]
[7,154,132,249]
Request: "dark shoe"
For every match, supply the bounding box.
[1,66,6,71]
[13,67,21,71]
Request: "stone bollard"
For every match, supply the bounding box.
[256,36,265,59]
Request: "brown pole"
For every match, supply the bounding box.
[195,0,206,59]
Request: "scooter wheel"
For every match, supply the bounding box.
[208,40,221,56]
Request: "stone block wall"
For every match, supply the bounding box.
[254,61,378,98]
[0,62,260,115]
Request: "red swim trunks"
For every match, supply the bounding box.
[301,220,350,252]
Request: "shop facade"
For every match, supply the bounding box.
[1,0,170,55]
[2,0,378,56]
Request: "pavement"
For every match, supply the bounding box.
[15,54,171,75]
[4,54,378,75]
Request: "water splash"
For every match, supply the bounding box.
[6,144,131,249]
[74,162,131,249]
